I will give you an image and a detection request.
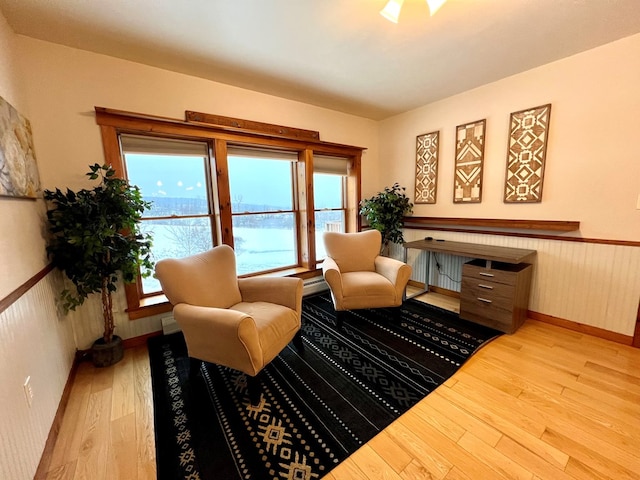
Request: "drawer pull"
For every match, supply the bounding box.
[477,297,493,304]
[479,272,494,277]
[478,284,493,290]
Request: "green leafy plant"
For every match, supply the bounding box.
[44,164,154,344]
[359,183,413,253]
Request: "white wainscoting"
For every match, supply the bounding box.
[66,285,165,350]
[0,270,76,480]
[392,229,640,337]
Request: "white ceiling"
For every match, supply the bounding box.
[2,0,640,120]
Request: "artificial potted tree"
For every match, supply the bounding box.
[359,183,413,255]
[44,163,153,367]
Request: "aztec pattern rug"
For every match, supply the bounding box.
[148,292,501,480]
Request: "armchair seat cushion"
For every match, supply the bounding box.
[232,301,300,363]
[155,245,303,380]
[342,271,395,297]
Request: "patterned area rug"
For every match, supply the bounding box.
[148,292,501,480]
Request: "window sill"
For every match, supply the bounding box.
[126,267,322,320]
[127,294,173,320]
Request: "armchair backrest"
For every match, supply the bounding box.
[323,230,381,273]
[155,245,243,308]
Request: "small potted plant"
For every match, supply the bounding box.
[359,183,413,255]
[44,163,153,367]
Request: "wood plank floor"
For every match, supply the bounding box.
[41,294,640,479]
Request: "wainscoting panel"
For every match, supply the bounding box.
[67,286,165,350]
[0,270,75,480]
[401,244,471,292]
[396,229,640,336]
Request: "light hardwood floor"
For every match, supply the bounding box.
[41,294,640,480]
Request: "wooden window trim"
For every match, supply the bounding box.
[95,107,364,319]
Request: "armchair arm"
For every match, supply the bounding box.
[238,277,303,314]
[322,256,345,310]
[375,256,412,298]
[173,303,263,376]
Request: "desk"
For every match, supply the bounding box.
[403,239,536,265]
[403,239,536,333]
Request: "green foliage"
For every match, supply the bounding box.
[44,163,154,342]
[359,183,413,251]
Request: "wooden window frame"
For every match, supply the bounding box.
[95,107,364,319]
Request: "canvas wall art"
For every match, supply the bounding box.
[454,119,485,203]
[504,103,551,203]
[415,131,439,204]
[0,95,40,199]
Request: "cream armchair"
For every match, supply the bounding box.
[155,245,303,404]
[322,230,412,327]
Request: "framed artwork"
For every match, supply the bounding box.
[454,119,485,203]
[414,130,439,204]
[0,95,40,199]
[504,103,551,203]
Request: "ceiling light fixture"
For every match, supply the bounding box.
[380,0,447,23]
[426,0,447,15]
[380,0,404,23]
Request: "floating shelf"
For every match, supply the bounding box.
[403,217,580,232]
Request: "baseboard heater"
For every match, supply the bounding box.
[160,276,329,335]
[161,316,181,335]
[302,276,329,296]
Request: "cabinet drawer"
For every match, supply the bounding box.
[462,262,517,286]
[460,292,514,332]
[460,277,516,304]
[461,277,514,309]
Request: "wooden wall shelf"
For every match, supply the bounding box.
[403,217,580,232]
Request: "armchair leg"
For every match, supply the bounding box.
[189,357,202,380]
[292,329,304,352]
[335,310,345,330]
[247,373,262,406]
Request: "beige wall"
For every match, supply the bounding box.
[16,36,380,195]
[0,12,75,480]
[379,33,640,242]
[0,13,49,300]
[0,8,19,105]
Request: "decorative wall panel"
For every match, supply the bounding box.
[414,131,439,204]
[454,119,485,203]
[504,104,551,203]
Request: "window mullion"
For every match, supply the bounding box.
[214,139,233,248]
[298,149,314,269]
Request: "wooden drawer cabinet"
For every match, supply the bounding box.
[460,259,533,334]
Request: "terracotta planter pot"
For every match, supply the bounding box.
[91,335,124,367]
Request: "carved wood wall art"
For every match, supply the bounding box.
[504,104,551,203]
[415,131,439,204]
[454,119,485,203]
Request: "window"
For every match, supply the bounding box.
[95,107,363,318]
[227,148,299,275]
[121,135,215,295]
[313,155,349,260]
